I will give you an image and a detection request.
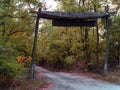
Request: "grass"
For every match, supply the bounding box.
[7,71,47,90]
[11,79,45,90]
[91,69,120,85]
[104,70,120,84]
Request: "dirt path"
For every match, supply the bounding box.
[35,66,120,90]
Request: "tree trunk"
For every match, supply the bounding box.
[84,27,90,70]
[96,20,100,72]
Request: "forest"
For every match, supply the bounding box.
[0,0,120,89]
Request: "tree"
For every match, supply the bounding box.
[0,0,43,85]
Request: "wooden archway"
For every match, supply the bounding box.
[29,8,111,79]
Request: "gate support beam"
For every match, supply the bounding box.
[29,8,41,80]
[104,16,110,75]
[104,4,110,75]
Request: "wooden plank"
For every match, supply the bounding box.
[52,20,96,27]
[39,11,109,20]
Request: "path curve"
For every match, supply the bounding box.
[35,66,120,90]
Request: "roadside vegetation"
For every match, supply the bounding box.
[0,0,44,89]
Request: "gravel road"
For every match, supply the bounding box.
[35,66,120,90]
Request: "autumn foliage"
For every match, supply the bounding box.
[16,55,31,67]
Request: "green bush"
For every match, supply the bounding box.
[64,56,76,69]
[0,60,15,88]
[0,44,24,88]
[0,61,15,78]
[0,55,24,88]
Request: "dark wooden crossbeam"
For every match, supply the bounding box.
[38,11,110,20]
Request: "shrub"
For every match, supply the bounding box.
[64,56,76,69]
[0,60,15,88]
[16,55,31,67]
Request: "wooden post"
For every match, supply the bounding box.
[104,4,110,75]
[29,8,41,80]
[104,16,110,75]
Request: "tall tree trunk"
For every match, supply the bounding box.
[85,27,90,70]
[92,28,95,37]
[92,1,100,72]
[117,41,120,65]
[96,20,100,72]
[80,27,85,58]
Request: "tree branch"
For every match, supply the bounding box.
[7,30,25,36]
[0,15,25,19]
